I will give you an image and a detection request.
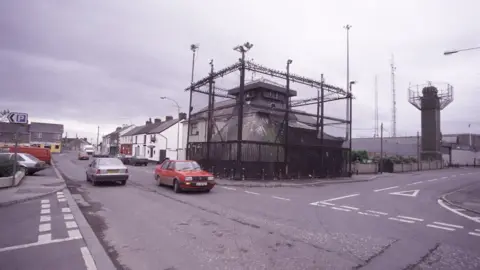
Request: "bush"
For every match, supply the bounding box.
[0,160,20,177]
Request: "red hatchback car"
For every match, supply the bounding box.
[154,160,215,193]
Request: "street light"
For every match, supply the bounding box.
[444,46,480,55]
[344,24,352,141]
[160,96,181,159]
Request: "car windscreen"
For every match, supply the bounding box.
[97,158,124,167]
[174,161,201,171]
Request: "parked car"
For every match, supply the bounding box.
[78,151,90,160]
[130,155,149,166]
[154,160,215,193]
[85,157,129,186]
[93,152,109,158]
[117,154,132,165]
[0,153,47,175]
[9,146,51,165]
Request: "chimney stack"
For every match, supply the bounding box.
[178,112,187,120]
[165,116,173,121]
[154,118,162,124]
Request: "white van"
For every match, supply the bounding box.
[82,145,95,155]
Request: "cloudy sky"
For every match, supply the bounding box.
[1,0,479,141]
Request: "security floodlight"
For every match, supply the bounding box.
[190,44,199,51]
[443,50,458,55]
[209,59,213,65]
[287,59,293,65]
[244,42,253,50]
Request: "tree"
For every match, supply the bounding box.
[0,109,10,122]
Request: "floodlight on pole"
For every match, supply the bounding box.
[444,45,480,55]
[160,96,181,159]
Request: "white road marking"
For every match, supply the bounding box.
[80,247,98,270]
[433,221,463,229]
[441,177,448,179]
[309,202,326,207]
[438,199,480,224]
[323,193,360,202]
[65,221,78,229]
[56,191,64,195]
[221,187,237,191]
[41,209,50,214]
[452,208,466,212]
[427,179,438,182]
[57,194,65,198]
[272,196,290,201]
[40,216,51,222]
[64,214,74,220]
[411,181,423,185]
[476,229,480,232]
[58,198,66,202]
[244,191,260,195]
[358,212,380,217]
[468,232,480,237]
[339,205,359,210]
[316,201,335,206]
[451,175,457,178]
[0,236,80,253]
[374,186,399,192]
[389,189,420,197]
[67,229,83,239]
[397,215,424,222]
[367,210,388,216]
[37,233,51,243]
[426,224,455,231]
[61,207,71,213]
[41,204,50,209]
[39,223,51,232]
[331,207,351,212]
[41,199,49,204]
[388,217,415,224]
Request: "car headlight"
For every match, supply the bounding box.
[208,176,214,181]
[185,176,192,181]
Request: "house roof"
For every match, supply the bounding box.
[122,126,144,136]
[147,118,180,134]
[130,121,165,135]
[104,125,134,138]
[0,122,29,133]
[29,122,63,133]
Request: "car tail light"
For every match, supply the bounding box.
[96,169,101,174]
[125,168,128,173]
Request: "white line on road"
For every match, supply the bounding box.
[37,233,51,243]
[61,207,71,213]
[65,221,78,229]
[41,204,50,209]
[58,198,66,202]
[476,229,480,232]
[40,216,51,222]
[317,201,335,206]
[80,247,98,270]
[272,196,290,201]
[426,224,455,231]
[397,215,424,222]
[323,193,360,202]
[358,212,380,217]
[64,214,74,220]
[441,177,448,179]
[56,191,64,195]
[468,232,480,237]
[374,186,399,192]
[41,199,49,204]
[38,223,51,232]
[221,187,237,191]
[451,175,457,178]
[427,179,438,182]
[309,202,326,207]
[433,221,463,229]
[41,209,50,214]
[0,236,81,253]
[331,207,351,212]
[339,205,359,210]
[409,181,423,185]
[244,191,260,195]
[367,210,388,216]
[438,199,480,224]
[67,229,83,239]
[388,217,415,224]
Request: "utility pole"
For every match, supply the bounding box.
[417,131,420,171]
[344,24,352,141]
[391,55,397,137]
[285,59,292,176]
[186,43,199,160]
[380,123,384,173]
[374,75,379,137]
[96,126,100,153]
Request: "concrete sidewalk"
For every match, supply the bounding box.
[215,174,386,187]
[0,175,66,207]
[442,182,480,214]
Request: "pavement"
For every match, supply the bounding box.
[0,165,115,270]
[48,152,480,269]
[443,182,480,214]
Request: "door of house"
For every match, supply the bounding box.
[159,149,166,162]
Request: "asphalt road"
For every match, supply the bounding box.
[53,152,480,270]
[0,190,94,270]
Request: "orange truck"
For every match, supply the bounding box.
[9,146,52,165]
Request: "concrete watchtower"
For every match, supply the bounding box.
[408,82,454,161]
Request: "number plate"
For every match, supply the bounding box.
[196,182,207,186]
[107,169,119,173]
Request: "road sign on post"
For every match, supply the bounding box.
[7,112,28,124]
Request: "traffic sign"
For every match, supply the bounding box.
[7,112,28,124]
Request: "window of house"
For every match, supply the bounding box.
[190,123,199,135]
[135,136,138,144]
[37,132,43,139]
[55,145,60,149]
[143,135,147,144]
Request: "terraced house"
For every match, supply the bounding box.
[29,122,64,153]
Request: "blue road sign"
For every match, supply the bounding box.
[7,112,29,124]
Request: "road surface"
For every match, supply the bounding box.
[53,152,480,270]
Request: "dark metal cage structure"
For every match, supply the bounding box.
[184,56,352,180]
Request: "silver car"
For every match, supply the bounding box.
[86,157,129,186]
[0,153,47,175]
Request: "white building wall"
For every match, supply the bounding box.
[450,149,478,165]
[143,122,183,162]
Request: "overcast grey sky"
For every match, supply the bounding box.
[0,0,479,140]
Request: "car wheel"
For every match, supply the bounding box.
[155,174,162,186]
[92,177,97,186]
[120,180,126,186]
[173,180,181,193]
[205,189,211,193]
[86,173,90,182]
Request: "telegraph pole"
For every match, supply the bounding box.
[417,131,420,171]
[380,123,384,173]
[344,24,352,141]
[96,126,100,153]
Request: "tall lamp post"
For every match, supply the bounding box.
[344,24,352,141]
[444,46,480,55]
[160,97,181,159]
[348,80,356,176]
[233,42,253,179]
[186,44,199,160]
[285,59,292,176]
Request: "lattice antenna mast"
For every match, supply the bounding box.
[374,75,379,137]
[391,54,397,137]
